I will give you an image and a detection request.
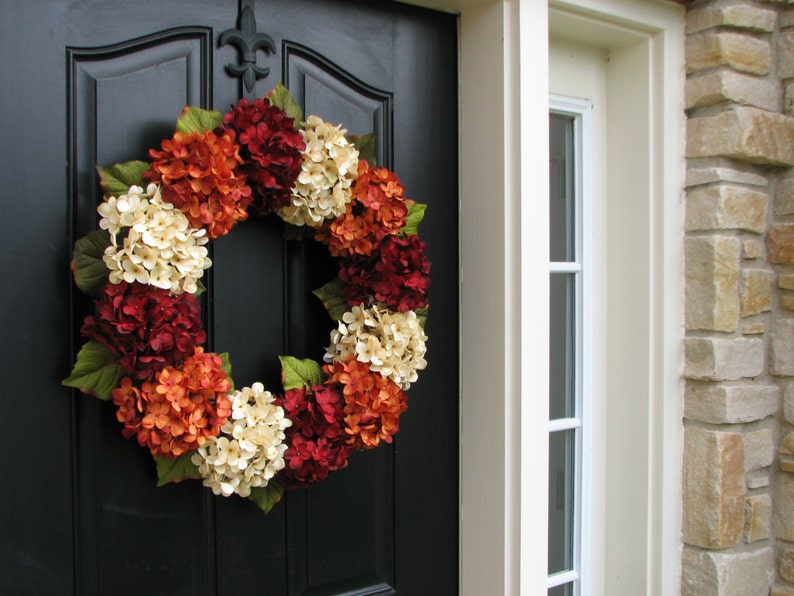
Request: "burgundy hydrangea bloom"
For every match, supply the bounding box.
[81,281,206,381]
[222,98,305,215]
[276,384,355,489]
[339,234,431,312]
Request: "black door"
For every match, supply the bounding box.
[0,1,458,593]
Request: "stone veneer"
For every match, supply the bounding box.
[683,1,794,594]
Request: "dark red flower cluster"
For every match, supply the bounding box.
[276,385,355,488]
[324,356,408,449]
[339,234,431,312]
[222,98,305,216]
[81,281,206,381]
[146,127,252,239]
[112,348,232,459]
[316,161,408,258]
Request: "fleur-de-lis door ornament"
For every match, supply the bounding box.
[219,2,276,99]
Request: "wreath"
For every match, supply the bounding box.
[63,83,430,514]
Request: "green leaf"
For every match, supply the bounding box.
[247,481,284,515]
[348,133,376,167]
[62,341,125,401]
[155,453,201,487]
[97,161,150,197]
[414,306,429,328]
[266,82,303,126]
[401,202,427,236]
[71,230,111,296]
[279,355,323,391]
[312,277,349,321]
[194,279,206,296]
[218,352,234,392]
[175,106,223,134]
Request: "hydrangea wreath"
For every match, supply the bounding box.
[63,84,430,514]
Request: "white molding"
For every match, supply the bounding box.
[397,1,684,593]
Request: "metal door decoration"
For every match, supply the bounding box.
[64,12,432,516]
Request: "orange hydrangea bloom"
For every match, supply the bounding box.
[323,356,407,449]
[112,348,232,458]
[316,161,408,258]
[147,129,252,239]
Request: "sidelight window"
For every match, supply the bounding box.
[547,96,591,596]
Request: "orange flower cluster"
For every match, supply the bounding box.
[147,128,252,239]
[316,161,408,257]
[324,356,407,449]
[112,348,232,458]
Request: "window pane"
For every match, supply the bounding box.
[548,429,575,575]
[549,272,575,420]
[549,114,575,262]
[548,583,573,596]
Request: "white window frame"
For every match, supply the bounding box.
[548,95,593,595]
[399,1,684,593]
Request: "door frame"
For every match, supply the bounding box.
[401,0,685,593]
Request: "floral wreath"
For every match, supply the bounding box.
[63,84,430,514]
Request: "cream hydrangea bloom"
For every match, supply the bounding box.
[99,183,211,294]
[192,383,292,498]
[278,115,359,227]
[325,303,428,390]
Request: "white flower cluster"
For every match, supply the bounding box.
[99,184,211,294]
[279,115,359,227]
[325,304,428,390]
[192,383,292,498]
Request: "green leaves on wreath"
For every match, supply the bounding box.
[348,133,377,167]
[155,452,201,487]
[248,481,285,515]
[175,106,224,134]
[71,230,111,296]
[266,82,303,126]
[97,161,149,196]
[312,277,348,321]
[401,202,427,237]
[219,352,234,392]
[279,355,323,391]
[62,341,125,401]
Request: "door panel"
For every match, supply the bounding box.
[1,1,457,594]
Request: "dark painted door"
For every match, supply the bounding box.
[0,1,458,593]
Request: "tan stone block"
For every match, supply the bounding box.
[747,473,769,489]
[686,164,768,188]
[743,321,766,334]
[774,473,794,540]
[781,459,794,473]
[781,432,794,455]
[783,294,794,311]
[686,32,771,76]
[783,550,794,583]
[681,546,774,595]
[781,275,794,290]
[685,383,779,423]
[768,225,794,264]
[745,494,772,543]
[686,71,781,111]
[685,236,740,332]
[772,585,794,596]
[687,107,794,166]
[743,239,764,260]
[784,381,794,424]
[686,185,767,233]
[781,29,794,79]
[786,81,794,116]
[684,337,765,381]
[776,172,794,215]
[744,427,774,471]
[770,318,794,375]
[687,4,777,34]
[682,428,746,549]
[741,269,772,316]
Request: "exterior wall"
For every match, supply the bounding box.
[683,1,794,594]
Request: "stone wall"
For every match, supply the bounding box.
[683,1,794,594]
